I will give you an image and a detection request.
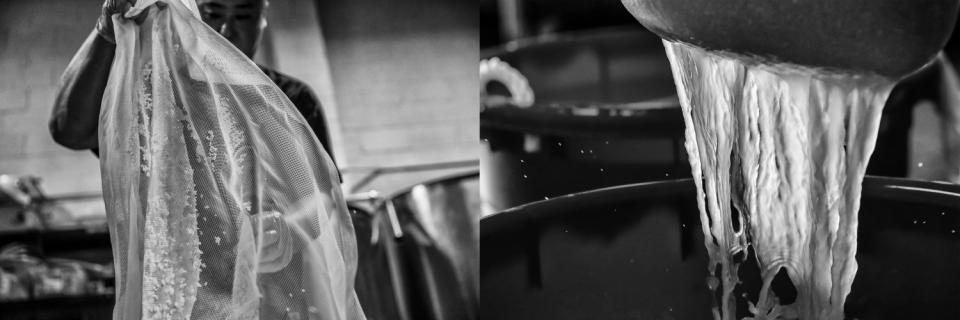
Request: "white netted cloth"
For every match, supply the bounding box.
[96,0,365,319]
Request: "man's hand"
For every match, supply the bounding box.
[95,0,151,44]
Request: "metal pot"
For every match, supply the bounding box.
[351,171,480,320]
[384,171,480,320]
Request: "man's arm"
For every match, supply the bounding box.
[49,30,116,150]
[49,0,140,150]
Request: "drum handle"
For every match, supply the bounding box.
[480,57,535,108]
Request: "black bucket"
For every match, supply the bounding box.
[481,177,960,319]
[481,28,689,212]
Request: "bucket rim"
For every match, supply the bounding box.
[481,176,960,237]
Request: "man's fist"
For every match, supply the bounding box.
[95,0,151,44]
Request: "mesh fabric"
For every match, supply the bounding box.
[96,1,365,319]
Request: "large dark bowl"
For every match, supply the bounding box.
[481,177,960,319]
[621,0,960,78]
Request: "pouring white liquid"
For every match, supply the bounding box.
[663,40,895,320]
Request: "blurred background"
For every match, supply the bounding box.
[480,0,637,48]
[479,0,960,214]
[0,0,479,319]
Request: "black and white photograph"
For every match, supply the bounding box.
[480,0,960,319]
[2,0,960,319]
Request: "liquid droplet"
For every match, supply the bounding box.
[706,276,720,290]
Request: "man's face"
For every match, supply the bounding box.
[196,0,266,58]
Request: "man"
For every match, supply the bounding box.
[49,0,335,163]
[49,1,362,319]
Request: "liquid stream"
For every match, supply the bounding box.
[663,40,895,320]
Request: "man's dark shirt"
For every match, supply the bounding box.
[259,65,335,164]
[92,65,336,165]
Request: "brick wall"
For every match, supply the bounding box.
[315,0,479,170]
[255,0,345,162]
[261,0,479,193]
[0,0,104,196]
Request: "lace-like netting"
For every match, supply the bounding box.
[96,1,365,319]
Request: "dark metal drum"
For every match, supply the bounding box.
[481,177,960,319]
[480,28,689,212]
